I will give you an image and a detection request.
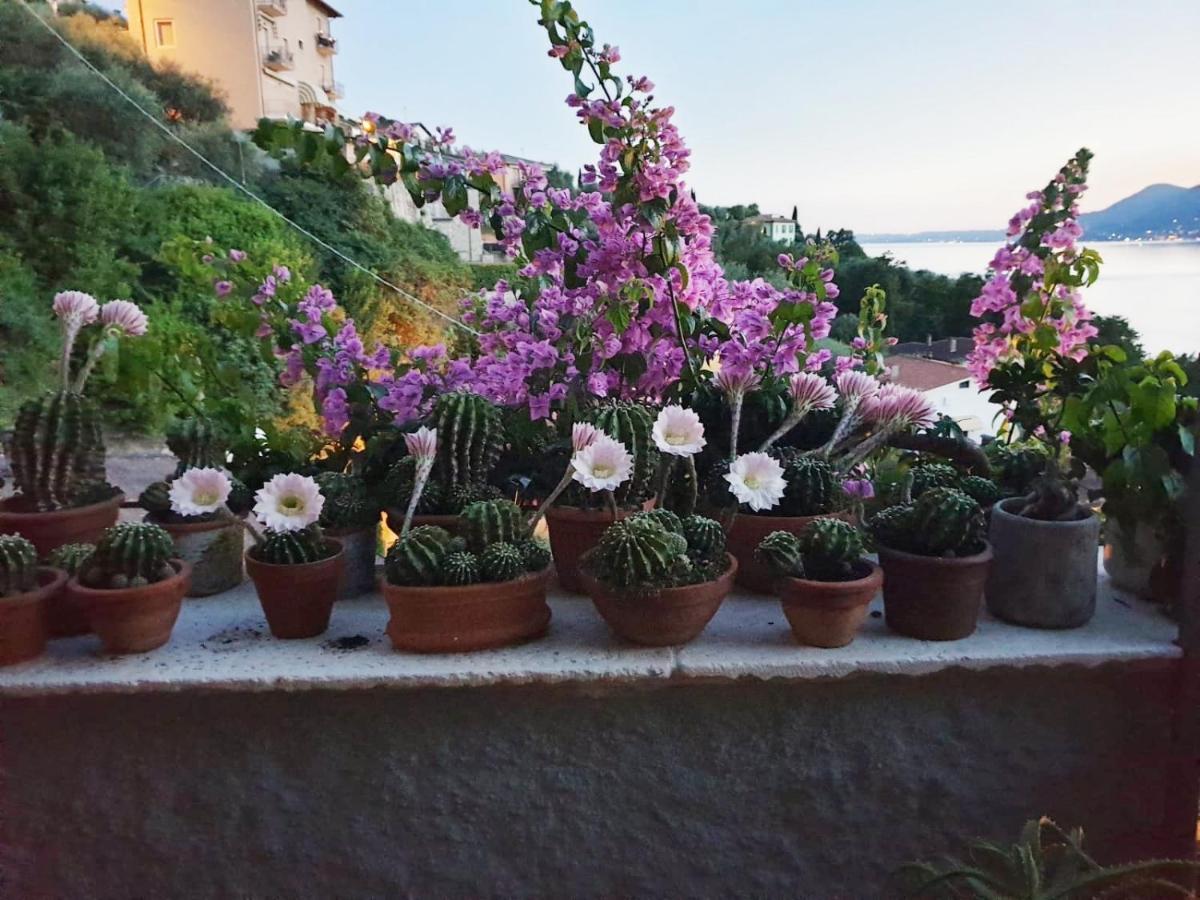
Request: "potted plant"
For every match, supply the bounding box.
[44,542,95,636]
[0,534,66,665]
[755,519,881,648]
[243,473,344,639]
[868,487,992,640]
[314,471,379,599]
[68,522,191,654]
[579,509,736,646]
[967,149,1105,628]
[0,292,146,555]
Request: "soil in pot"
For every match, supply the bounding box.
[325,525,378,599]
[0,567,66,666]
[877,542,992,641]
[545,506,635,593]
[150,515,245,597]
[70,560,191,654]
[383,568,551,653]
[0,494,123,558]
[727,510,853,593]
[775,561,882,648]
[581,554,738,646]
[245,540,344,639]
[987,498,1101,629]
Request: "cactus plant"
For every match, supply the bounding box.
[909,462,961,499]
[480,542,526,583]
[441,550,481,586]
[47,542,95,577]
[773,450,839,517]
[461,499,529,553]
[960,474,1002,507]
[165,417,227,476]
[681,514,726,568]
[755,530,805,579]
[382,458,447,515]
[797,518,865,581]
[139,480,173,516]
[588,516,689,591]
[0,534,38,597]
[909,487,987,556]
[82,522,175,588]
[4,390,110,510]
[867,504,916,553]
[516,539,552,573]
[429,392,504,490]
[586,401,660,506]
[315,472,377,530]
[384,525,452,586]
[632,507,685,535]
[985,441,1048,496]
[254,525,332,566]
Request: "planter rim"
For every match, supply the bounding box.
[0,493,125,522]
[245,539,344,571]
[145,512,242,535]
[0,566,68,609]
[580,553,738,601]
[67,558,191,602]
[544,505,634,523]
[778,560,882,594]
[733,508,850,523]
[323,523,377,538]
[876,540,994,568]
[383,566,551,599]
[992,496,1096,528]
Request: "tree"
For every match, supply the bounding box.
[1092,314,1144,360]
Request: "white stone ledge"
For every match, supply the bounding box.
[0,560,1178,697]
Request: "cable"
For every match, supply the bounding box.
[14,0,480,335]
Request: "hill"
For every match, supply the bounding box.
[1078,183,1200,240]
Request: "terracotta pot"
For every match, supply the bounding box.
[245,540,344,639]
[383,568,551,653]
[0,494,123,558]
[727,510,853,593]
[0,567,65,666]
[150,515,245,597]
[877,542,992,641]
[775,561,882,648]
[326,524,379,599]
[47,575,91,638]
[545,506,636,593]
[70,559,191,654]
[581,554,738,646]
[384,509,461,537]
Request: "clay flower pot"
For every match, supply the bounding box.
[325,524,378,599]
[46,577,92,638]
[383,568,551,653]
[545,506,635,593]
[0,567,66,666]
[727,510,853,593]
[0,494,123,558]
[581,554,738,646]
[245,540,344,639]
[70,560,191,654]
[384,509,461,537]
[151,515,245,597]
[877,542,992,641]
[775,562,882,648]
[987,498,1101,629]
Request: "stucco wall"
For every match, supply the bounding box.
[0,661,1179,898]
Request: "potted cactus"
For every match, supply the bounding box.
[578,509,736,646]
[0,292,146,556]
[43,542,95,636]
[756,519,882,648]
[0,534,66,665]
[315,471,379,599]
[867,487,992,641]
[68,522,191,654]
[243,473,344,639]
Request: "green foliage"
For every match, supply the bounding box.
[254,524,331,566]
[774,450,839,517]
[47,542,95,576]
[0,534,38,597]
[0,251,57,422]
[84,521,174,587]
[460,499,529,554]
[588,516,690,591]
[314,472,377,531]
[798,518,865,580]
[479,542,525,583]
[755,531,805,580]
[516,539,552,573]
[441,550,480,586]
[384,525,451,586]
[431,392,505,490]
[908,487,987,557]
[586,401,661,507]
[5,390,110,510]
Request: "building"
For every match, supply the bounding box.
[748,214,797,243]
[125,0,343,130]
[883,355,1003,440]
[889,335,973,364]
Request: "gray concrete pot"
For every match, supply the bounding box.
[1102,520,1162,597]
[326,525,378,599]
[986,498,1100,629]
[153,516,245,598]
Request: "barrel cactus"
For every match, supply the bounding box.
[444,481,502,514]
[47,542,95,578]
[4,390,109,510]
[83,522,175,588]
[384,525,451,586]
[441,550,480,586]
[867,504,916,553]
[255,525,331,566]
[315,472,377,531]
[0,534,38,597]
[586,401,660,506]
[909,487,987,557]
[798,518,865,581]
[460,499,529,554]
[517,539,551,573]
[774,450,838,516]
[429,392,504,490]
[165,417,227,476]
[985,442,1048,496]
[479,542,525,583]
[381,457,447,515]
[588,516,689,591]
[139,480,173,516]
[755,530,804,579]
[960,474,1002,508]
[631,507,684,535]
[910,462,961,499]
[682,515,726,568]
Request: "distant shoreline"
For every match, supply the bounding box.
[859,236,1200,245]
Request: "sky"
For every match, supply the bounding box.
[108,0,1200,233]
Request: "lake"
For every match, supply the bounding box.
[859,240,1200,356]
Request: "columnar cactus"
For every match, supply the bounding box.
[430,392,504,490]
[909,462,961,499]
[909,487,987,557]
[255,525,330,565]
[586,401,660,506]
[960,474,1002,508]
[589,516,689,590]
[0,534,38,597]
[798,518,865,581]
[479,543,525,583]
[165,417,227,476]
[84,522,175,587]
[775,450,838,516]
[755,530,804,579]
[5,390,108,510]
[442,550,481,586]
[315,472,377,530]
[461,499,529,554]
[47,542,95,577]
[384,525,451,586]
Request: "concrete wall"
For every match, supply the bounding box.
[0,661,1181,898]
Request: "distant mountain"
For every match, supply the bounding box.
[860,183,1200,243]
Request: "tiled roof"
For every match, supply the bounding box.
[883,355,972,391]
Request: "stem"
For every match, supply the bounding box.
[759,407,805,454]
[820,405,860,459]
[729,391,744,462]
[59,322,81,390]
[837,428,894,474]
[655,456,676,508]
[72,339,109,393]
[603,489,619,519]
[683,455,697,517]
[401,458,434,537]
[528,464,575,532]
[666,279,700,386]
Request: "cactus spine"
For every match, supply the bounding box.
[910,487,986,557]
[632,508,684,536]
[798,518,865,580]
[441,551,480,586]
[5,390,108,510]
[84,522,175,587]
[586,401,660,506]
[255,525,330,565]
[430,392,503,490]
[479,542,525,583]
[47,542,95,577]
[682,515,726,567]
[384,525,451,586]
[165,418,227,476]
[460,499,529,554]
[775,450,838,516]
[0,534,38,597]
[756,531,804,579]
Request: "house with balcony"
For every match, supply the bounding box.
[125,0,343,130]
[748,213,798,243]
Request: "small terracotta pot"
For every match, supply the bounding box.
[0,567,65,666]
[727,510,853,593]
[325,524,378,599]
[383,568,551,653]
[70,559,191,654]
[245,540,344,639]
[775,561,882,648]
[151,515,245,597]
[0,494,124,558]
[47,576,92,638]
[384,509,461,537]
[581,554,738,646]
[877,542,992,641]
[545,506,636,593]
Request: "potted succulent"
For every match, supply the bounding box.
[68,522,191,654]
[755,519,881,648]
[44,542,95,636]
[0,291,145,555]
[314,471,379,599]
[579,509,736,646]
[0,534,66,665]
[868,487,992,641]
[243,473,344,639]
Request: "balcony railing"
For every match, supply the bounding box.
[263,43,294,71]
[257,0,287,17]
[316,33,337,54]
[322,80,344,99]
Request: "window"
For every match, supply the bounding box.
[154,19,175,48]
[959,380,970,388]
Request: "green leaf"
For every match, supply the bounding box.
[587,116,605,144]
[442,175,469,217]
[606,300,631,334]
[1180,425,1196,457]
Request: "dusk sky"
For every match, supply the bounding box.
[110,0,1200,233]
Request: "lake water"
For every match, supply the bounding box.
[859,241,1200,356]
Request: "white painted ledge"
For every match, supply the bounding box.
[0,563,1177,697]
